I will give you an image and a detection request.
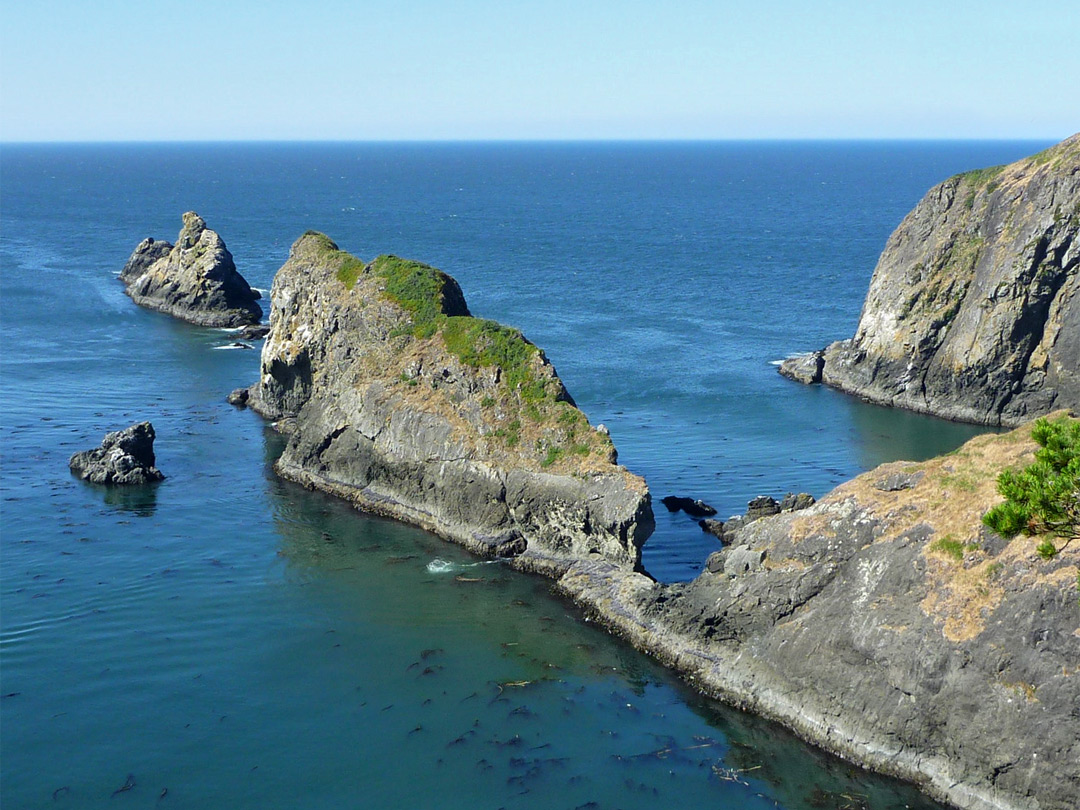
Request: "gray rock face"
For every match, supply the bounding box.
[782,134,1080,426]
[121,212,263,327]
[559,425,1080,810]
[69,422,164,485]
[249,232,653,573]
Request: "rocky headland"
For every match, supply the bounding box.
[559,418,1080,810]
[239,230,1078,810]
[245,232,654,574]
[121,212,263,327]
[781,134,1079,426]
[69,421,164,485]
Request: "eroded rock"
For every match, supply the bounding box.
[69,422,164,485]
[247,233,654,573]
[121,212,263,327]
[782,134,1080,426]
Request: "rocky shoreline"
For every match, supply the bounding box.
[555,424,1080,810]
[781,134,1079,427]
[230,226,1079,810]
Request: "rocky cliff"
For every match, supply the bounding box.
[121,212,263,327]
[782,134,1079,426]
[559,417,1080,810]
[248,232,654,573]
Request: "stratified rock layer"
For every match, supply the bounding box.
[783,134,1079,426]
[121,212,262,327]
[249,232,653,573]
[560,419,1080,810]
[69,422,165,484]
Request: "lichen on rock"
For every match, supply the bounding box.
[782,133,1080,426]
[248,231,653,572]
[121,212,263,327]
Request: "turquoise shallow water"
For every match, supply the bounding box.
[0,141,1048,808]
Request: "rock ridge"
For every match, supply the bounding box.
[782,134,1080,426]
[121,212,263,327]
[557,418,1079,810]
[248,231,654,574]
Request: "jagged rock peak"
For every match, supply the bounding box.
[120,212,263,328]
[782,133,1080,426]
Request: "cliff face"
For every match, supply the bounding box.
[250,232,654,573]
[560,418,1080,810]
[121,212,263,327]
[783,134,1079,426]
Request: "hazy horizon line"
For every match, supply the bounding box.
[2,135,1063,147]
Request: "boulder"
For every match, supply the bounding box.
[69,422,164,485]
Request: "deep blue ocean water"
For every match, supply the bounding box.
[0,141,1050,809]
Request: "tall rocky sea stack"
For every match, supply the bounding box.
[247,232,654,573]
[782,134,1079,425]
[121,212,263,327]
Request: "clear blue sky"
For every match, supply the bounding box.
[2,0,1076,141]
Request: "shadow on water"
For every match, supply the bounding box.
[262,432,944,810]
[844,394,998,470]
[74,477,161,517]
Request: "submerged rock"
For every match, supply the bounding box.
[782,134,1080,426]
[661,496,717,517]
[236,323,271,341]
[248,232,653,573]
[69,422,164,485]
[121,212,263,327]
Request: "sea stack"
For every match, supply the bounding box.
[781,134,1079,426]
[247,232,654,574]
[69,422,165,485]
[121,211,263,327]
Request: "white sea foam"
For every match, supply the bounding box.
[426,558,456,574]
[212,343,254,351]
[769,359,784,366]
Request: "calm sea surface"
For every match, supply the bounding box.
[1,141,1048,809]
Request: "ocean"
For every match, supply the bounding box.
[0,140,1048,809]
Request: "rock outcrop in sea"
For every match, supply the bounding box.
[781,134,1079,426]
[559,418,1080,810]
[121,212,263,327]
[246,232,654,573]
[69,421,165,484]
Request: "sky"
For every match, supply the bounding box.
[1,0,1077,142]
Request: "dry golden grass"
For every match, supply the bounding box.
[782,413,1078,642]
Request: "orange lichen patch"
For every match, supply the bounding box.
[998,680,1040,703]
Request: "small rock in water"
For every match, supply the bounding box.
[236,323,270,340]
[660,496,717,517]
[227,387,250,407]
[69,422,164,485]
